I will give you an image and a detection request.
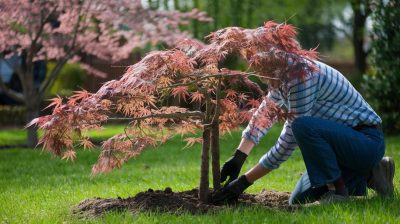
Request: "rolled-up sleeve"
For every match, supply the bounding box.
[242,91,283,145]
[259,121,297,169]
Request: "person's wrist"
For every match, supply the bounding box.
[227,175,253,195]
[234,149,248,164]
[238,175,253,186]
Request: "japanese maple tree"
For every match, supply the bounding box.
[30,21,318,203]
[0,0,209,146]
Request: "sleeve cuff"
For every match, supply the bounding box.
[241,129,260,145]
[259,153,279,170]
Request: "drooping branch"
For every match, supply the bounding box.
[108,111,205,121]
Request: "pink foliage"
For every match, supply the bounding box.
[0,0,209,77]
[29,20,318,174]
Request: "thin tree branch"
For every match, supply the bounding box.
[31,4,58,49]
[26,3,59,92]
[109,111,205,121]
[161,71,277,90]
[211,76,221,125]
[39,3,83,96]
[0,77,24,103]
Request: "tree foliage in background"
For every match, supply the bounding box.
[47,63,86,97]
[170,0,338,51]
[362,0,400,133]
[0,0,209,146]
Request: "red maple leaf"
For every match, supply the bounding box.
[190,91,205,103]
[225,89,237,98]
[62,150,77,161]
[44,96,63,110]
[183,137,203,148]
[80,138,95,150]
[69,90,91,102]
[171,86,190,102]
[237,93,248,102]
[246,98,261,108]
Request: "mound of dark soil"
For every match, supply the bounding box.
[72,188,294,218]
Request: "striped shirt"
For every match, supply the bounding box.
[242,61,382,170]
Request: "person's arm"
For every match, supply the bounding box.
[245,163,271,183]
[241,92,282,145]
[245,121,297,183]
[219,95,280,185]
[242,73,321,182]
[256,74,320,171]
[237,137,255,155]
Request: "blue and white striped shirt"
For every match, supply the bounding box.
[242,61,381,170]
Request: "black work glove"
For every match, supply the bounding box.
[220,149,248,185]
[211,175,252,205]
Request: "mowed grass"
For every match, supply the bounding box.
[0,125,399,223]
[0,125,126,146]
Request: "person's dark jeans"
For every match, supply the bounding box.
[289,117,385,205]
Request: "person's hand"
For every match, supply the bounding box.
[220,150,248,185]
[211,175,252,205]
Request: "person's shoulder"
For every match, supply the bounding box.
[287,71,318,89]
[314,60,344,77]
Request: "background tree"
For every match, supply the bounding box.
[333,0,373,75]
[30,21,318,203]
[171,0,338,51]
[0,0,209,147]
[362,0,400,133]
[351,0,372,75]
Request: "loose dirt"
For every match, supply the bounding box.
[73,188,295,218]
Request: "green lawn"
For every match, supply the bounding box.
[0,125,399,223]
[0,125,126,146]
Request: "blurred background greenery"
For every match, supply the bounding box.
[1,0,399,134]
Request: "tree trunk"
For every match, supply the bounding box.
[352,1,369,75]
[211,122,221,190]
[26,100,40,147]
[199,127,211,203]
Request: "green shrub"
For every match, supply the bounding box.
[46,63,87,97]
[362,0,400,134]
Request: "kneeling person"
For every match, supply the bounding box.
[212,60,395,205]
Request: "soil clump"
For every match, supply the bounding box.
[73,187,294,218]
